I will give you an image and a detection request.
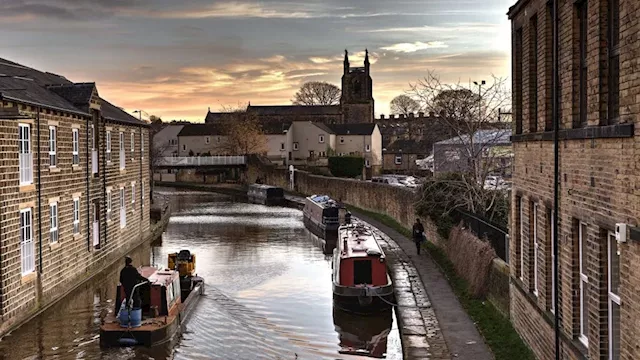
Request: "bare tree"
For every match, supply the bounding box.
[292,81,341,105]
[219,106,268,155]
[390,94,421,116]
[409,71,511,222]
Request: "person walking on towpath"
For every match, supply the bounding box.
[412,218,425,255]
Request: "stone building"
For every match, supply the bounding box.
[177,123,227,156]
[0,58,149,335]
[432,129,512,176]
[508,0,633,359]
[383,139,429,172]
[204,49,374,125]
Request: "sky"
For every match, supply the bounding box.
[0,0,516,122]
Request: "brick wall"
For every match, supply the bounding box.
[0,102,150,335]
[509,0,638,358]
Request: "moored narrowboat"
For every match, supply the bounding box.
[100,250,204,347]
[247,184,285,206]
[332,223,394,313]
[303,195,351,252]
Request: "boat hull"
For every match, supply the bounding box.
[303,214,338,251]
[248,194,285,206]
[332,276,394,314]
[100,277,204,347]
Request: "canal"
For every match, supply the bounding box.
[0,188,402,359]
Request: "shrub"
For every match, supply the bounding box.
[328,156,364,178]
[446,224,497,297]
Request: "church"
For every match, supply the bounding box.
[205,49,374,125]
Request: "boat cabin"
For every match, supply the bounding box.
[115,267,184,319]
[248,184,285,205]
[336,224,387,287]
[304,195,351,226]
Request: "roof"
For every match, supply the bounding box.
[327,123,377,135]
[177,123,225,137]
[507,0,530,18]
[338,223,385,260]
[384,139,430,154]
[261,122,291,135]
[313,122,335,134]
[248,105,341,116]
[204,111,235,123]
[0,58,146,126]
[435,129,512,146]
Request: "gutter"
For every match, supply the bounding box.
[1,95,89,118]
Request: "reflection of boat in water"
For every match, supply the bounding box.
[332,223,394,313]
[333,306,392,358]
[100,250,204,347]
[303,195,351,253]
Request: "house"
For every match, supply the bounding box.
[508,0,631,359]
[329,123,382,176]
[383,139,429,172]
[285,121,334,166]
[153,124,184,157]
[177,123,227,156]
[0,57,150,335]
[262,122,290,165]
[432,129,512,177]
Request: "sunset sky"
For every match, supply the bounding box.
[0,0,515,122]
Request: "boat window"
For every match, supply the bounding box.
[353,260,372,284]
[167,282,175,304]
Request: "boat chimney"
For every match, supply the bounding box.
[343,238,348,251]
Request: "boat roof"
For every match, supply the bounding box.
[139,266,178,287]
[339,224,385,259]
[249,184,282,190]
[307,194,343,209]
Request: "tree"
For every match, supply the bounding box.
[219,107,268,155]
[408,71,511,224]
[292,81,341,105]
[390,95,421,116]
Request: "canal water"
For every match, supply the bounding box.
[0,189,402,360]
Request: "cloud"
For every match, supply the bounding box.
[309,56,340,64]
[261,55,287,63]
[149,2,315,19]
[380,41,448,53]
[357,23,502,34]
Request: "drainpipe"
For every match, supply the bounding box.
[102,116,107,245]
[552,0,560,358]
[36,107,42,274]
[86,114,90,252]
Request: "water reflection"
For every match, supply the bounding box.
[0,188,402,359]
[333,307,392,359]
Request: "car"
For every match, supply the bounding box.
[371,176,405,187]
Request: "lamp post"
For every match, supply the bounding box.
[473,80,486,121]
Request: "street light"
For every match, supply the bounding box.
[473,80,486,121]
[132,109,149,122]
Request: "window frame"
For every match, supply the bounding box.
[365,144,371,152]
[49,202,59,244]
[293,142,299,151]
[319,134,325,143]
[607,231,621,360]
[106,131,112,162]
[550,210,556,313]
[72,128,79,165]
[132,183,136,205]
[365,159,370,168]
[532,203,539,296]
[141,132,144,158]
[18,123,33,186]
[120,187,126,229]
[205,136,210,144]
[141,182,145,208]
[578,222,589,347]
[73,198,80,234]
[394,155,402,165]
[578,0,588,127]
[529,15,538,132]
[519,197,524,281]
[130,131,135,159]
[106,190,112,221]
[607,0,620,124]
[280,142,285,151]
[339,136,345,144]
[20,208,34,275]
[48,126,57,168]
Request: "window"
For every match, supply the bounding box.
[280,143,285,151]
[519,198,524,280]
[106,131,112,162]
[18,124,33,185]
[90,124,95,150]
[515,28,523,134]
[550,210,556,313]
[365,144,371,152]
[205,136,210,144]
[170,139,177,146]
[293,142,299,151]
[132,184,136,205]
[319,135,325,143]
[48,126,57,167]
[579,222,589,347]
[365,159,370,168]
[20,208,34,275]
[340,136,345,144]
[141,182,145,207]
[529,15,538,132]
[130,131,135,158]
[608,231,620,360]
[141,132,144,158]
[72,128,79,165]
[50,202,58,243]
[119,132,125,170]
[607,0,620,124]
[182,144,186,151]
[73,198,80,234]
[106,190,112,220]
[544,3,554,131]
[120,187,126,229]
[394,155,402,165]
[532,203,539,296]
[578,1,588,127]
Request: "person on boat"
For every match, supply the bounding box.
[412,219,425,255]
[119,256,147,309]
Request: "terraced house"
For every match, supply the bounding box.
[508,0,636,359]
[0,58,150,334]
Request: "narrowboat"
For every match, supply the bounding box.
[100,250,204,347]
[247,184,285,206]
[332,223,394,313]
[303,195,351,251]
[333,306,392,358]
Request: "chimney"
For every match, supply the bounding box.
[409,113,415,118]
[418,112,424,118]
[399,114,405,119]
[380,114,385,119]
[429,111,435,117]
[208,107,211,113]
[389,114,395,119]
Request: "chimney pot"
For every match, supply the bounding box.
[418,112,424,117]
[399,114,405,119]
[429,111,435,117]
[409,113,415,118]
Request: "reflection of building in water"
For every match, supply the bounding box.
[333,306,392,358]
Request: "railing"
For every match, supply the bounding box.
[158,156,246,166]
[454,209,508,263]
[120,150,125,170]
[92,221,99,246]
[19,153,33,184]
[92,150,98,174]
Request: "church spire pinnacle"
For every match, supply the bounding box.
[343,49,350,74]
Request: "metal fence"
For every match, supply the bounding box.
[454,209,509,263]
[159,156,246,166]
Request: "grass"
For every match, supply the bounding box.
[347,205,534,360]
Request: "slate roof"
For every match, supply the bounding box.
[384,139,430,154]
[313,122,335,134]
[177,123,225,137]
[0,57,146,126]
[261,122,291,135]
[435,129,512,146]
[327,123,377,135]
[204,111,235,123]
[248,105,341,116]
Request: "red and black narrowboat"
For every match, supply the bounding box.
[100,250,204,347]
[303,195,351,253]
[332,223,394,313]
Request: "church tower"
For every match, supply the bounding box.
[340,49,374,123]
